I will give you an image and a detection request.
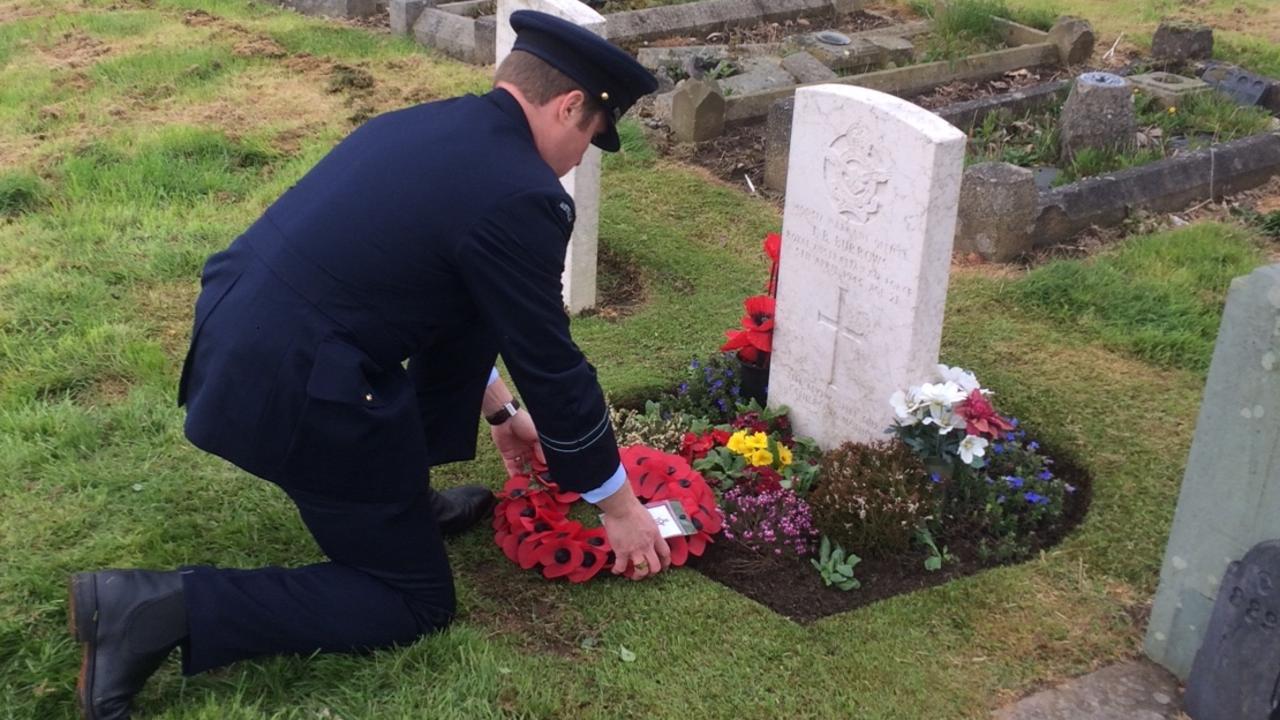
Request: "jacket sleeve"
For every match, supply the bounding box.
[452,189,621,495]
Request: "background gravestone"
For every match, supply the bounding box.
[1146,264,1280,680]
[953,162,1036,263]
[768,84,965,450]
[1151,20,1214,63]
[495,0,605,313]
[1185,540,1280,720]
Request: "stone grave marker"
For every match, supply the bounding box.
[1146,263,1280,680]
[768,84,966,450]
[1202,64,1271,107]
[495,0,605,313]
[1184,540,1280,719]
[1059,72,1136,162]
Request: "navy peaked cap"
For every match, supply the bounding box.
[510,9,658,151]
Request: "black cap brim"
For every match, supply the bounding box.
[593,121,621,152]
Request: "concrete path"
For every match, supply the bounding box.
[993,660,1183,720]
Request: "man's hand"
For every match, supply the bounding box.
[490,409,545,478]
[598,482,670,580]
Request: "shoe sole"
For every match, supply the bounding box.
[68,573,99,720]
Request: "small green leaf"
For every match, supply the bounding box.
[580,636,599,650]
[619,646,637,663]
[924,556,942,572]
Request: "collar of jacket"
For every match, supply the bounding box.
[486,87,536,146]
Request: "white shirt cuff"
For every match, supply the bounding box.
[580,462,627,504]
[486,367,499,386]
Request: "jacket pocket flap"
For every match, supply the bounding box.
[306,340,384,406]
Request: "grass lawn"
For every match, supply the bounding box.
[1,0,1278,717]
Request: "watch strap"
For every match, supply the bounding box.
[485,398,521,426]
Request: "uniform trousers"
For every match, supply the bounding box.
[178,482,455,675]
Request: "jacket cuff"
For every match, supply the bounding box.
[580,462,627,504]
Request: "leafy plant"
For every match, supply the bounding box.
[666,353,743,423]
[809,439,938,559]
[811,535,861,590]
[915,527,955,571]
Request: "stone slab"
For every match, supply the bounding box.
[934,79,1069,132]
[390,0,429,34]
[1186,540,1280,719]
[1128,72,1210,109]
[605,0,846,46]
[781,51,837,83]
[954,161,1037,262]
[1152,20,1214,63]
[992,16,1050,48]
[769,84,965,449]
[724,42,1061,125]
[991,661,1181,720]
[763,95,795,191]
[720,61,797,97]
[1203,64,1272,107]
[1032,133,1280,249]
[1146,257,1280,679]
[413,9,493,65]
[495,0,605,313]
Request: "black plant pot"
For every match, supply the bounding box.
[737,357,769,406]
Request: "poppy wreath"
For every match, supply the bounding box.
[492,445,723,582]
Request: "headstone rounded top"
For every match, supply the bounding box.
[1078,72,1127,88]
[816,30,851,46]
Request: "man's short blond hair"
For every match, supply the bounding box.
[494,50,605,128]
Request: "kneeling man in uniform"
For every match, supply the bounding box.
[68,12,667,719]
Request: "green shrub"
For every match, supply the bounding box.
[0,171,46,217]
[809,440,937,559]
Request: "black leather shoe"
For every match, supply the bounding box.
[430,486,497,537]
[69,570,187,720]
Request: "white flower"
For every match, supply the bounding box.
[957,435,989,466]
[917,381,967,421]
[889,390,917,424]
[937,364,981,394]
[924,407,959,434]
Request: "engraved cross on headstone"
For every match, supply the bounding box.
[815,287,866,388]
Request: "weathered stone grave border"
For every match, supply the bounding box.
[713,16,1083,131]
[393,0,863,65]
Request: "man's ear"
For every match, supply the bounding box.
[557,90,586,125]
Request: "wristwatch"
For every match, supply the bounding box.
[485,398,521,426]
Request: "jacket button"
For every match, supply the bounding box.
[365,393,374,402]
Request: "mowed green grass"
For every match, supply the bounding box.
[1,0,1277,718]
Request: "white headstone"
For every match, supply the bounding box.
[768,85,966,450]
[496,0,605,314]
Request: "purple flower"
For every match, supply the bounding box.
[1037,469,1053,481]
[992,443,1005,455]
[690,359,700,369]
[677,382,689,395]
[1024,492,1049,505]
[1009,417,1019,428]
[1005,476,1024,489]
[1027,441,1040,451]
[929,473,942,484]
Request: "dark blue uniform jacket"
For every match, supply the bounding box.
[179,89,620,501]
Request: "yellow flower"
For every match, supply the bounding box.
[749,448,774,467]
[726,430,749,454]
[778,444,793,466]
[746,431,769,450]
[1167,106,1177,114]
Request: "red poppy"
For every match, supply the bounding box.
[763,232,782,296]
[721,295,775,364]
[567,528,610,583]
[517,530,554,569]
[954,389,1014,439]
[536,535,585,579]
[666,536,689,566]
[763,232,781,263]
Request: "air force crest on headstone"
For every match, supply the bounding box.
[824,132,890,225]
[558,200,575,227]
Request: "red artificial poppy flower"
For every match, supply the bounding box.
[666,536,689,566]
[501,474,534,499]
[536,473,581,504]
[517,531,554,569]
[721,295,775,364]
[536,534,585,579]
[763,232,781,263]
[954,389,1014,439]
[567,528,611,583]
